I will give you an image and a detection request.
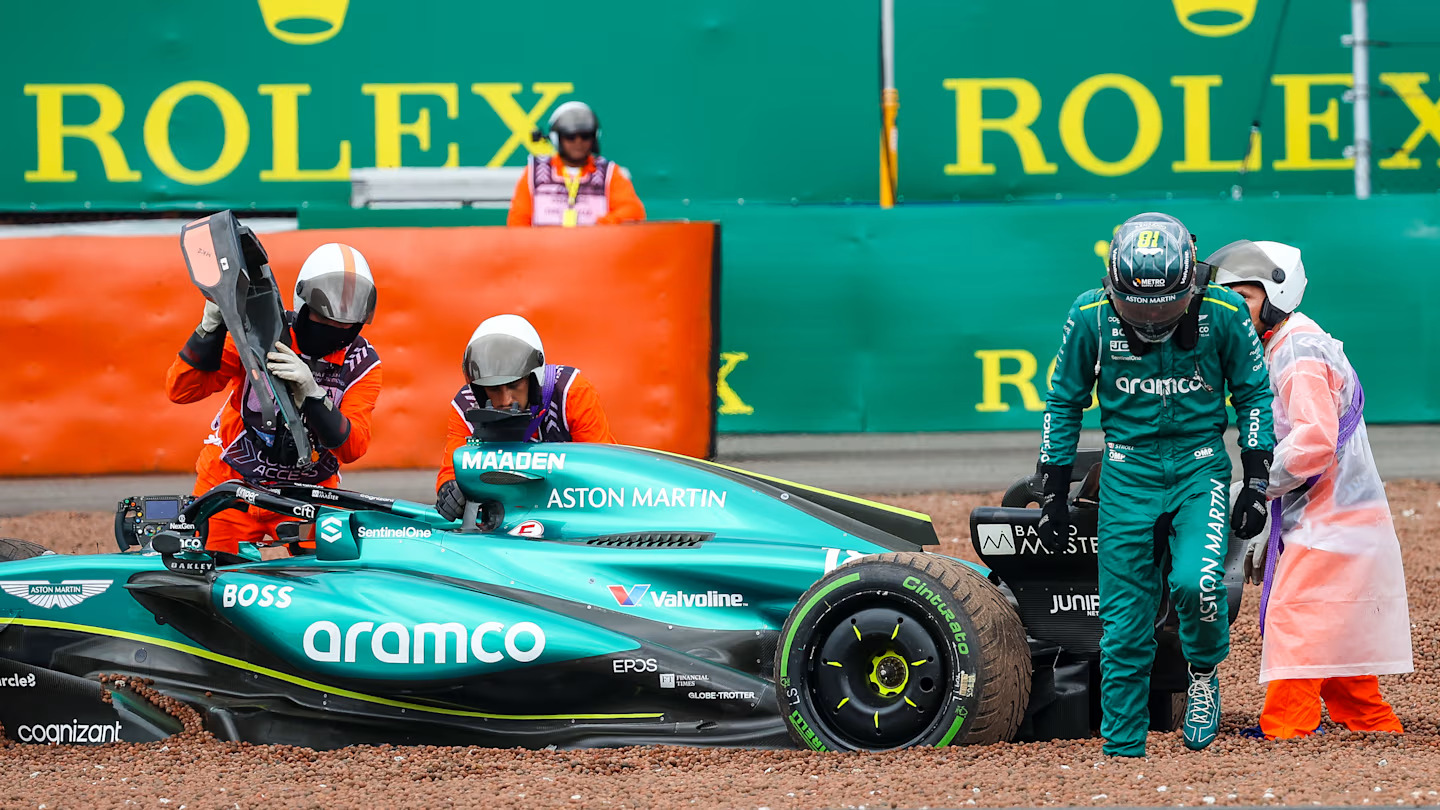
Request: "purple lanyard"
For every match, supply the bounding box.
[524,365,559,442]
[1259,377,1365,634]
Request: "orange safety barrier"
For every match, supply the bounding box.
[0,222,717,476]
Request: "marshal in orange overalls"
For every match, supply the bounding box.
[166,323,382,554]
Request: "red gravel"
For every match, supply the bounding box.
[2,482,1439,808]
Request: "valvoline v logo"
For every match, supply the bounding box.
[608,584,650,607]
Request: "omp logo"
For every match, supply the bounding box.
[608,584,650,607]
[1172,0,1257,37]
[303,620,546,665]
[975,524,1017,556]
[1194,447,1215,459]
[318,515,344,543]
[0,580,111,609]
[258,0,350,45]
[17,720,123,744]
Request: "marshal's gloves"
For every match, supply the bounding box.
[266,341,325,403]
[198,300,225,336]
[1035,463,1071,553]
[436,479,466,522]
[1230,449,1273,540]
[1244,530,1269,585]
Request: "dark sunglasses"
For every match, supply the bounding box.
[560,132,595,141]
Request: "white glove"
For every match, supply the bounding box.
[1244,533,1268,586]
[1230,480,1272,585]
[199,300,224,335]
[266,341,324,403]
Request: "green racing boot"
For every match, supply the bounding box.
[1183,664,1221,750]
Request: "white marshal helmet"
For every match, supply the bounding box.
[1207,239,1307,323]
[463,314,546,387]
[293,243,377,324]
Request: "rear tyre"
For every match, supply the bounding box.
[0,538,53,562]
[776,552,1030,751]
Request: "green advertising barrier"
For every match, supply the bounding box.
[11,2,1438,213]
[3,1,875,211]
[693,195,1440,433]
[897,0,1440,201]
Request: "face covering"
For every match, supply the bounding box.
[294,307,362,358]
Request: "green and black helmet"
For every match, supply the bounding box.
[1104,212,1200,343]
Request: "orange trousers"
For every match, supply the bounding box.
[1260,676,1403,738]
[192,447,329,555]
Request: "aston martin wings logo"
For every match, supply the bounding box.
[0,580,112,609]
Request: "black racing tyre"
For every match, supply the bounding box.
[775,552,1030,751]
[0,538,52,561]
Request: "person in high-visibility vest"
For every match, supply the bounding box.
[433,314,616,522]
[166,244,383,554]
[507,101,645,228]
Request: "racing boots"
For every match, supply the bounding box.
[1183,664,1221,750]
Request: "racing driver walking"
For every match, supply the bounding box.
[1036,213,1276,757]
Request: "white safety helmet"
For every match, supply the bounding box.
[293,243,377,324]
[1207,239,1307,324]
[463,314,545,387]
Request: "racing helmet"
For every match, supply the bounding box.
[547,101,601,155]
[1104,213,1201,343]
[1208,239,1307,326]
[293,243,377,324]
[463,314,546,387]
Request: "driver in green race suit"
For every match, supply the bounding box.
[1037,213,1276,757]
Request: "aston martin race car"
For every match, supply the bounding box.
[0,412,1024,752]
[0,428,1241,751]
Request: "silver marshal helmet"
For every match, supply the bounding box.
[1104,213,1200,343]
[293,243,377,324]
[463,314,545,387]
[547,101,601,154]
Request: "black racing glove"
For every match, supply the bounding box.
[1230,449,1273,540]
[436,479,467,522]
[1035,464,1071,553]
